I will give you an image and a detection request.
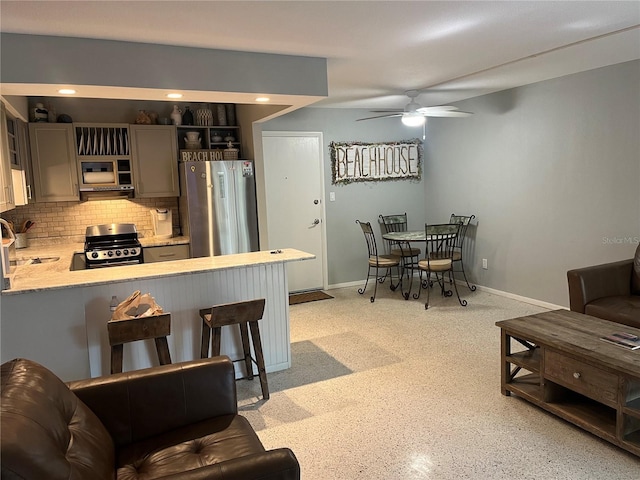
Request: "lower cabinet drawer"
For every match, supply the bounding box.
[544,349,619,405]
[143,244,190,263]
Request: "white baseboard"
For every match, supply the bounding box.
[327,280,364,290]
[327,279,565,311]
[473,284,565,311]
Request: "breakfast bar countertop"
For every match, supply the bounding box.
[4,236,314,295]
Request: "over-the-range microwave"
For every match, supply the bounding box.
[78,158,134,198]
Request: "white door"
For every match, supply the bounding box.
[262,132,325,293]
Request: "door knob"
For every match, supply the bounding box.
[311,219,320,226]
[314,199,319,204]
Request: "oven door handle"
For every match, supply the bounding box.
[86,259,142,268]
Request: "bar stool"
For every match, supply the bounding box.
[107,313,172,374]
[199,298,269,400]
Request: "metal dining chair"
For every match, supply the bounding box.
[415,223,467,309]
[449,214,476,291]
[356,220,400,302]
[378,213,421,284]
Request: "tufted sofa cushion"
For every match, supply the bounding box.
[1,358,115,480]
[116,415,265,479]
[585,295,640,329]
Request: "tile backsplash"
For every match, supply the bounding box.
[3,197,179,245]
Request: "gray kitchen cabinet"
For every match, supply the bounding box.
[0,103,15,212]
[29,123,79,202]
[130,125,179,198]
[13,118,34,204]
[1,103,33,210]
[143,244,189,263]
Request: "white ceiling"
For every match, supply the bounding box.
[1,1,639,111]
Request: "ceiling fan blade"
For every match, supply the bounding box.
[416,105,459,113]
[368,110,405,114]
[423,110,473,117]
[356,113,403,121]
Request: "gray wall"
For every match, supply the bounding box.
[425,60,640,306]
[261,108,427,286]
[264,60,640,306]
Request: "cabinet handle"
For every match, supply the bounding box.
[26,184,32,200]
[159,253,176,258]
[573,372,581,379]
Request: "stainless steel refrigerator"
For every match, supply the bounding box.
[179,161,259,257]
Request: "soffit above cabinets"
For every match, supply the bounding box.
[0,34,328,111]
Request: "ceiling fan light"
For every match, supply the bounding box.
[401,113,426,127]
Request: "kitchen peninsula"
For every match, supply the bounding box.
[0,247,314,381]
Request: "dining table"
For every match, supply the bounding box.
[382,227,458,300]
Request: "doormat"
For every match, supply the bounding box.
[289,291,334,305]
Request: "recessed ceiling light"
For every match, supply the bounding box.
[256,97,270,102]
[58,89,76,95]
[166,93,183,99]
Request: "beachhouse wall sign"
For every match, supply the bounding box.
[329,139,422,185]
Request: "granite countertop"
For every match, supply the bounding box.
[3,241,314,295]
[4,235,188,293]
[5,236,190,269]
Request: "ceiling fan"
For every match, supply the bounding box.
[356,90,473,126]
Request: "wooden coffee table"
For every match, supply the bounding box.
[496,309,640,457]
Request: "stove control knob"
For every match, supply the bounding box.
[115,250,122,256]
[123,249,129,256]
[108,251,114,257]
[130,248,137,255]
[91,252,99,259]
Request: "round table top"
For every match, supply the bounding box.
[382,231,428,242]
[383,227,457,242]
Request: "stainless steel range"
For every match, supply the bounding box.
[84,223,143,268]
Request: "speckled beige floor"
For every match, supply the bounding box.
[236,284,640,479]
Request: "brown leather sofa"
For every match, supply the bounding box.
[1,356,300,480]
[567,243,640,329]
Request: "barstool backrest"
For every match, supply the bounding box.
[205,298,266,328]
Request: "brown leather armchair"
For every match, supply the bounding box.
[1,357,300,480]
[567,243,640,329]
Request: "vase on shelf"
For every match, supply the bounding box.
[216,104,227,126]
[225,104,236,126]
[196,105,213,126]
[170,105,182,126]
[182,106,194,126]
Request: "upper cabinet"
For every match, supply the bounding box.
[0,103,15,212]
[12,119,34,205]
[73,124,135,197]
[130,125,179,197]
[29,123,79,202]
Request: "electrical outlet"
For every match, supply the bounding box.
[482,258,488,270]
